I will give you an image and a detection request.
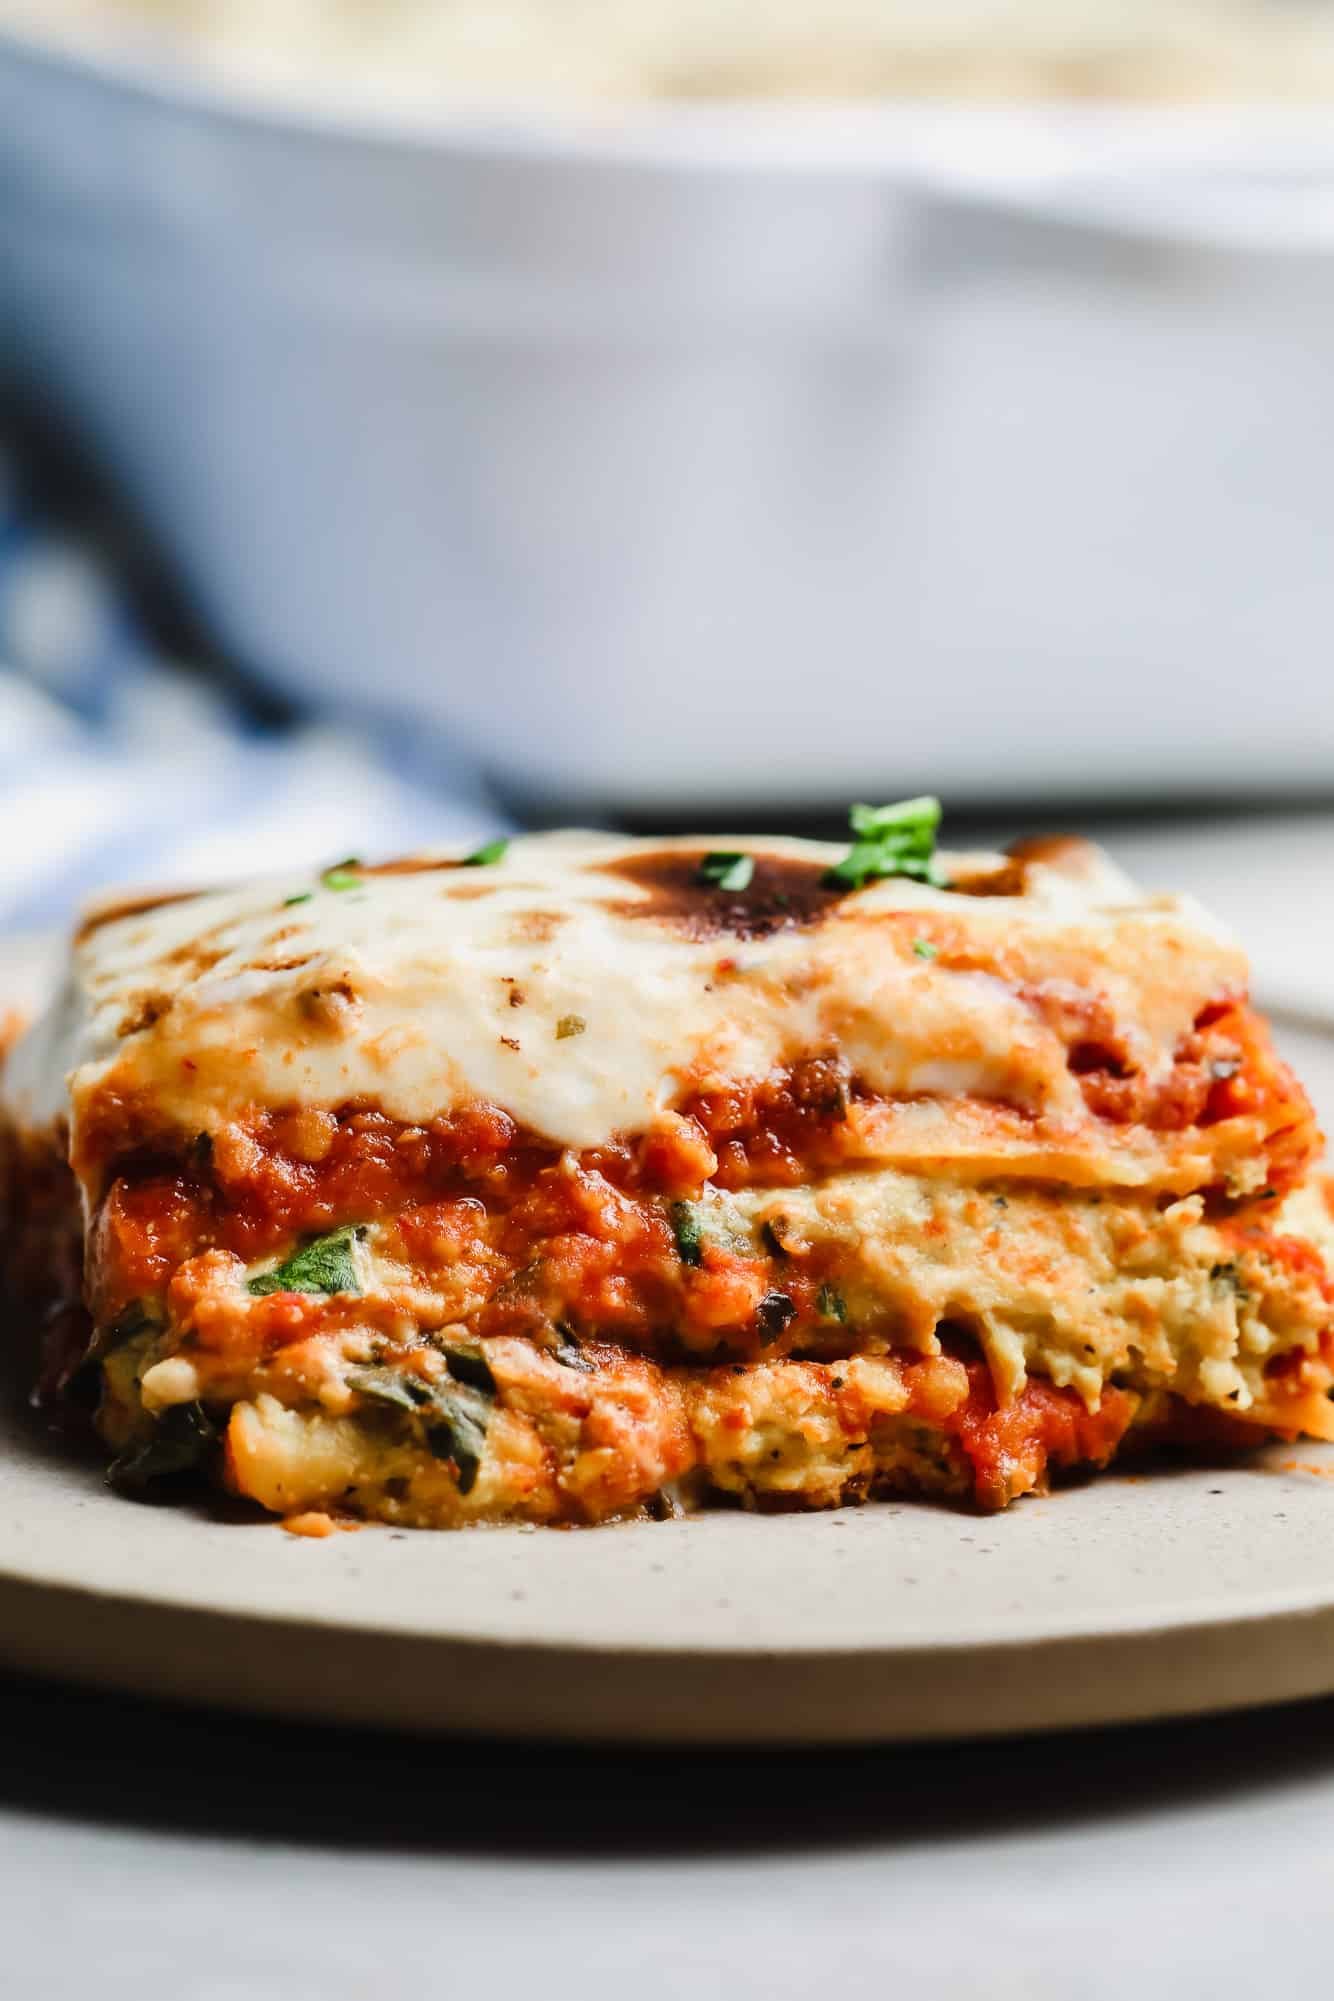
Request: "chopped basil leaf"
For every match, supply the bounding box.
[102,1299,161,1349]
[756,1291,796,1344]
[284,890,314,907]
[425,1396,489,1494]
[107,1402,218,1493]
[440,1343,497,1396]
[670,1201,705,1266]
[817,1284,847,1323]
[698,852,755,893]
[321,861,363,892]
[913,938,938,960]
[825,796,947,892]
[463,838,509,867]
[556,1013,587,1040]
[248,1225,362,1297]
[345,1366,421,1414]
[553,1322,596,1372]
[348,1364,493,1495]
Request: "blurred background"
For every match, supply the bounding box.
[1,1,1334,953]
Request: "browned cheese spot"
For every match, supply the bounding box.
[75,888,205,945]
[117,992,173,1038]
[162,943,227,980]
[1006,834,1107,881]
[951,834,1102,900]
[601,850,845,942]
[296,980,361,1035]
[508,910,567,945]
[363,857,463,876]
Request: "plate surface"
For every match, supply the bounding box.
[2,1017,1333,1746]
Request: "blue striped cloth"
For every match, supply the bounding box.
[0,436,507,934]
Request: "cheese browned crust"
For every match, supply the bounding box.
[2,828,1331,1525]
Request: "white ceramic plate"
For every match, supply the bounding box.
[2,1016,1333,1746]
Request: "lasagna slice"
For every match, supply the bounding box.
[2,813,1332,1526]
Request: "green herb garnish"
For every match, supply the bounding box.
[912,938,938,960]
[698,852,754,893]
[464,838,509,867]
[321,860,363,892]
[556,1013,587,1040]
[817,1284,847,1323]
[825,796,946,892]
[247,1225,363,1298]
[107,1402,218,1494]
[284,890,314,907]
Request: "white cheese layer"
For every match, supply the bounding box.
[3,830,1244,1164]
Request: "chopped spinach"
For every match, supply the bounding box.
[552,1323,595,1373]
[247,1226,363,1298]
[439,1343,497,1395]
[669,1197,749,1266]
[424,1397,489,1494]
[670,1201,706,1267]
[101,1299,162,1350]
[345,1366,423,1415]
[107,1402,217,1494]
[817,1284,848,1323]
[347,1356,494,1496]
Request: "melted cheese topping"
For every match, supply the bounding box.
[4,831,1244,1173]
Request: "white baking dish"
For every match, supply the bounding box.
[2,24,1332,814]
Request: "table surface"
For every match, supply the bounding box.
[6,808,1334,1998]
[3,1665,1333,2000]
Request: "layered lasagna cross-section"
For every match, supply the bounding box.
[3,816,1333,1526]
